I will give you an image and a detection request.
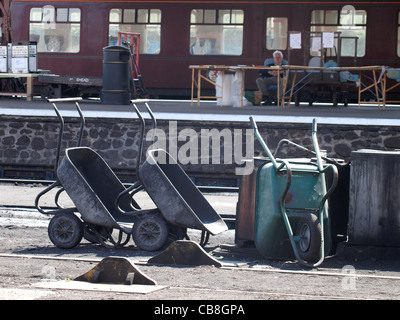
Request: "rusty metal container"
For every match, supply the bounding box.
[235,161,259,246]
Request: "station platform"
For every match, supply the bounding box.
[1,97,400,127]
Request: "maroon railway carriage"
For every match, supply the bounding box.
[7,0,400,99]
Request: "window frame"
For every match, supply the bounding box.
[189,8,244,56]
[266,17,288,51]
[310,9,367,58]
[108,8,162,55]
[29,7,81,54]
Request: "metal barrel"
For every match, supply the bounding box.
[101,45,130,105]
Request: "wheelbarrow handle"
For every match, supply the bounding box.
[130,99,149,104]
[249,116,279,169]
[319,163,339,212]
[311,118,324,171]
[47,97,83,103]
[130,99,157,135]
[312,118,317,133]
[115,181,143,214]
[249,116,258,130]
[34,181,60,214]
[34,181,77,215]
[49,97,85,174]
[131,103,146,180]
[130,100,158,181]
[142,101,157,140]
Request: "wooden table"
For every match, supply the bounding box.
[189,65,282,108]
[0,73,43,101]
[280,65,387,109]
[190,64,388,109]
[381,68,400,107]
[189,65,231,107]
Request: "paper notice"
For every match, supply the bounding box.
[289,32,301,49]
[322,32,334,48]
[0,58,6,72]
[311,37,321,51]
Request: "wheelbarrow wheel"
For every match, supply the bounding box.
[132,213,169,251]
[48,212,84,249]
[295,213,322,262]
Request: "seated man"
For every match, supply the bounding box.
[256,50,288,105]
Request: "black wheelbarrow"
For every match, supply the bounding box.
[116,100,228,250]
[35,97,140,248]
[35,98,227,251]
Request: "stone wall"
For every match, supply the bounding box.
[1,114,400,184]
[256,124,399,159]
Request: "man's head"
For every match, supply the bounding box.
[273,50,283,65]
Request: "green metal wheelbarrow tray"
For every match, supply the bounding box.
[250,117,338,268]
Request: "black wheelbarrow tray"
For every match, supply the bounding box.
[57,146,138,231]
[57,147,227,238]
[139,148,228,236]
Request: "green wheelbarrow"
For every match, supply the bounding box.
[250,117,338,268]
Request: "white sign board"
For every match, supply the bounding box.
[289,32,302,49]
[311,37,321,51]
[12,57,29,73]
[0,46,7,72]
[11,44,29,73]
[322,32,334,48]
[29,44,37,72]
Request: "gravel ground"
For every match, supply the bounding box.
[1,182,400,306]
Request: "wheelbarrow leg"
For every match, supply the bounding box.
[85,224,131,248]
[199,231,211,247]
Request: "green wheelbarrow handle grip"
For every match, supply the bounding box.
[249,116,258,130]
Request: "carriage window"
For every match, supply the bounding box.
[190,9,244,55]
[310,9,366,57]
[56,8,68,22]
[123,9,135,23]
[29,8,42,22]
[69,9,81,22]
[29,7,81,53]
[312,10,340,25]
[266,17,288,50]
[108,8,161,54]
